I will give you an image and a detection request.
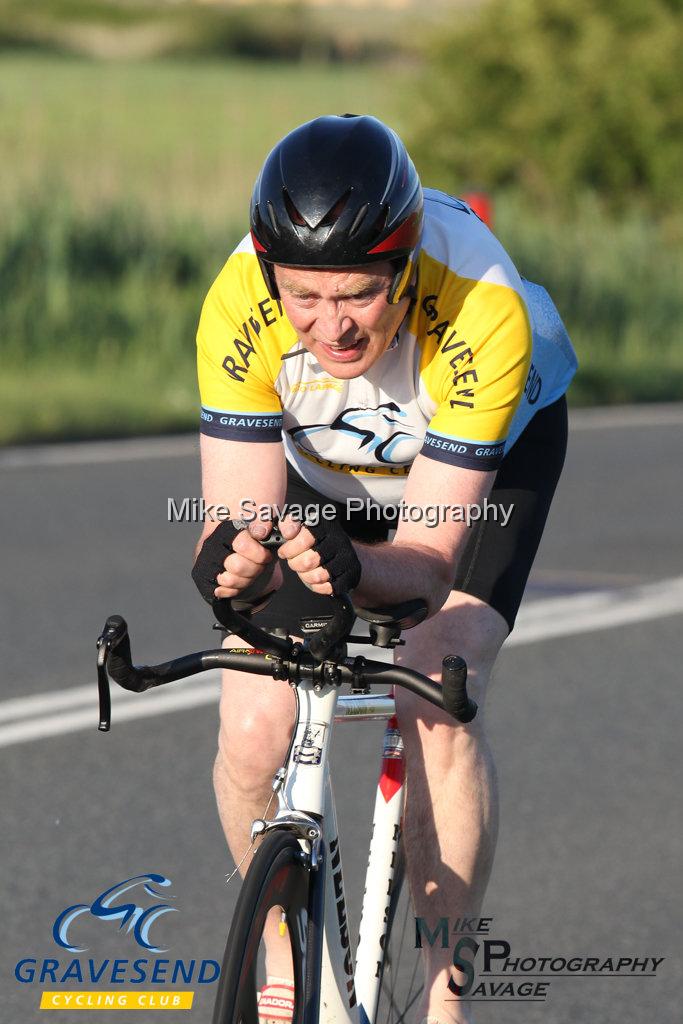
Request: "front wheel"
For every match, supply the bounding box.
[213,831,312,1024]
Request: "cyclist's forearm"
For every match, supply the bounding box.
[352,540,453,616]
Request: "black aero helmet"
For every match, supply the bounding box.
[250,114,423,304]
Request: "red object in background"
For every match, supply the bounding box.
[462,190,493,228]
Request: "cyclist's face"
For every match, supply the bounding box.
[274,263,410,378]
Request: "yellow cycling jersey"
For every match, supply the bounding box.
[197,190,577,505]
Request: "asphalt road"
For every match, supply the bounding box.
[1,405,681,1024]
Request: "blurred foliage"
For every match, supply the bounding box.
[0,196,219,367]
[409,0,683,215]
[0,0,401,61]
[494,192,683,403]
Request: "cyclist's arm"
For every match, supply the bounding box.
[196,435,287,597]
[351,455,496,616]
[352,270,532,615]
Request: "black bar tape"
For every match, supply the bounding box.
[441,655,477,723]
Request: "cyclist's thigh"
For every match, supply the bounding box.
[398,591,508,685]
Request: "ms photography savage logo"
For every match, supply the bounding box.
[415,916,665,1005]
[15,872,220,1012]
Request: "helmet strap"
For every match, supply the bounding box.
[257,256,280,301]
[389,255,416,304]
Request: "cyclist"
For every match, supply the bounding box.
[192,114,577,1023]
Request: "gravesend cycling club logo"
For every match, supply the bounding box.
[415,915,665,1005]
[288,402,421,465]
[53,873,178,953]
[14,872,220,1012]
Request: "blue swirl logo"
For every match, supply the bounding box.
[53,874,178,953]
[289,402,420,465]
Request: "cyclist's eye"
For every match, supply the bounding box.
[350,290,384,305]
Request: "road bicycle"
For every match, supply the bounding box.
[96,561,476,1024]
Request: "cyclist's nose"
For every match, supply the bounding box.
[316,305,355,344]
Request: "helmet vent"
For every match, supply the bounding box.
[319,189,352,227]
[266,201,280,237]
[348,203,369,238]
[283,190,308,227]
[371,204,389,240]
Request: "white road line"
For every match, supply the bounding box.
[0,678,221,748]
[2,404,682,469]
[0,676,214,724]
[506,574,683,646]
[1,575,683,750]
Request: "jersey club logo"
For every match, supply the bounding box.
[288,402,419,464]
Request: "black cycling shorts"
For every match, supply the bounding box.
[251,395,568,635]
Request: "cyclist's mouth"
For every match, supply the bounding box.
[318,338,367,361]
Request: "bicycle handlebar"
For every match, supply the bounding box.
[96,603,477,732]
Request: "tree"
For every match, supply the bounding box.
[409,0,683,213]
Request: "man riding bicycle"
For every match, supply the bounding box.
[192,114,577,1023]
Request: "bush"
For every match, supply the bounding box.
[409,0,683,215]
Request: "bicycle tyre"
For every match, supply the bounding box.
[376,837,424,1024]
[213,831,311,1024]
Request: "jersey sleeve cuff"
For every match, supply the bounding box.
[200,407,283,442]
[420,431,505,471]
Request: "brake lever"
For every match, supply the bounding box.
[95,615,129,732]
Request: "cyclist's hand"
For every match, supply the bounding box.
[193,520,281,602]
[215,521,282,599]
[278,515,361,596]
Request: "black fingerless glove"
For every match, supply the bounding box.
[306,518,362,596]
[192,519,276,605]
[191,520,245,603]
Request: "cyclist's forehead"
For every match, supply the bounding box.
[274,263,393,298]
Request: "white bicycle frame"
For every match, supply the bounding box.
[250,677,407,1024]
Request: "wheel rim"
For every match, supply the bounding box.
[215,838,310,1024]
[234,866,308,1023]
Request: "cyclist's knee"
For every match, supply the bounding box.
[216,674,295,787]
[397,591,508,692]
[394,593,508,756]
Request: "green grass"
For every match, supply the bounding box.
[0,0,439,62]
[0,53,410,222]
